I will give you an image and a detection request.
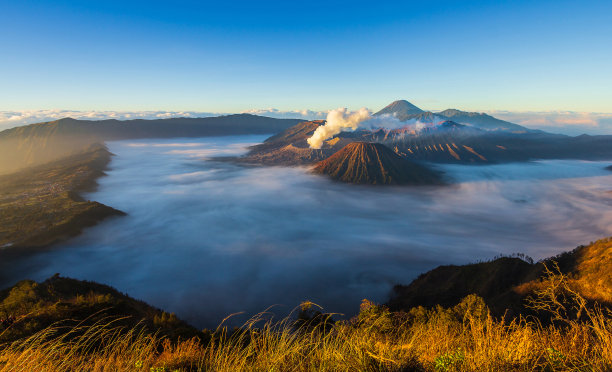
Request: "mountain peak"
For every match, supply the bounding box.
[313,142,442,185]
[437,109,529,132]
[374,100,424,120]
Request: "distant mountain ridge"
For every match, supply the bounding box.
[0,114,302,174]
[375,100,424,120]
[374,100,530,133]
[0,114,301,140]
[437,108,529,132]
[240,110,612,167]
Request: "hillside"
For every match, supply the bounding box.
[388,238,612,318]
[0,144,124,250]
[0,239,610,370]
[0,275,201,344]
[240,120,338,165]
[313,142,443,185]
[0,114,302,174]
[240,115,612,166]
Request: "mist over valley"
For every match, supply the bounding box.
[3,134,611,328]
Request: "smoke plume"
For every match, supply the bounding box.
[307,108,371,149]
[307,107,421,149]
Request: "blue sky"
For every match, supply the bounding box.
[1,0,611,115]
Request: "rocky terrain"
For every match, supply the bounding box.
[313,142,443,185]
[239,100,612,168]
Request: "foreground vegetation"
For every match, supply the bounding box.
[390,237,612,319]
[0,143,124,249]
[0,275,610,371]
[0,239,610,371]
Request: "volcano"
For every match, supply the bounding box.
[313,142,443,185]
[374,100,424,120]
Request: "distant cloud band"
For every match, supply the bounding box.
[0,109,328,131]
[1,108,611,135]
[487,111,612,135]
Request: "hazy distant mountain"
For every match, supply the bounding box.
[374,100,424,120]
[437,109,529,132]
[313,142,443,185]
[365,120,499,163]
[0,114,302,174]
[374,99,531,133]
[240,117,612,166]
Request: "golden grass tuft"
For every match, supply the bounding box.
[1,271,611,371]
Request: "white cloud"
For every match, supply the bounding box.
[2,108,612,136]
[0,110,220,131]
[488,110,612,135]
[0,108,329,132]
[306,108,431,149]
[241,108,328,120]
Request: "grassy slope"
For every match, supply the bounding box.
[0,239,610,370]
[389,238,612,319]
[0,144,124,249]
[0,273,610,370]
[0,275,202,344]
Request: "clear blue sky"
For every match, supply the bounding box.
[1,0,611,113]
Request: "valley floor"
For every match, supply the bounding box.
[0,144,124,251]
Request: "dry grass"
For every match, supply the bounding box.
[0,272,610,371]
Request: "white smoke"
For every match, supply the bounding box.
[307,107,425,149]
[307,108,370,149]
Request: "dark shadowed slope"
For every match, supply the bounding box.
[0,144,124,250]
[0,275,201,343]
[0,114,302,174]
[313,142,443,185]
[388,237,612,318]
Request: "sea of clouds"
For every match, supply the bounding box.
[1,135,611,328]
[491,111,612,135]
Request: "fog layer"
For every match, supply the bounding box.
[2,135,612,328]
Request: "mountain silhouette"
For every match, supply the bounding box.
[374,100,424,120]
[375,99,530,132]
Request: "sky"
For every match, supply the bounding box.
[1,0,611,133]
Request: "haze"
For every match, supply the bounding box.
[2,135,611,328]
